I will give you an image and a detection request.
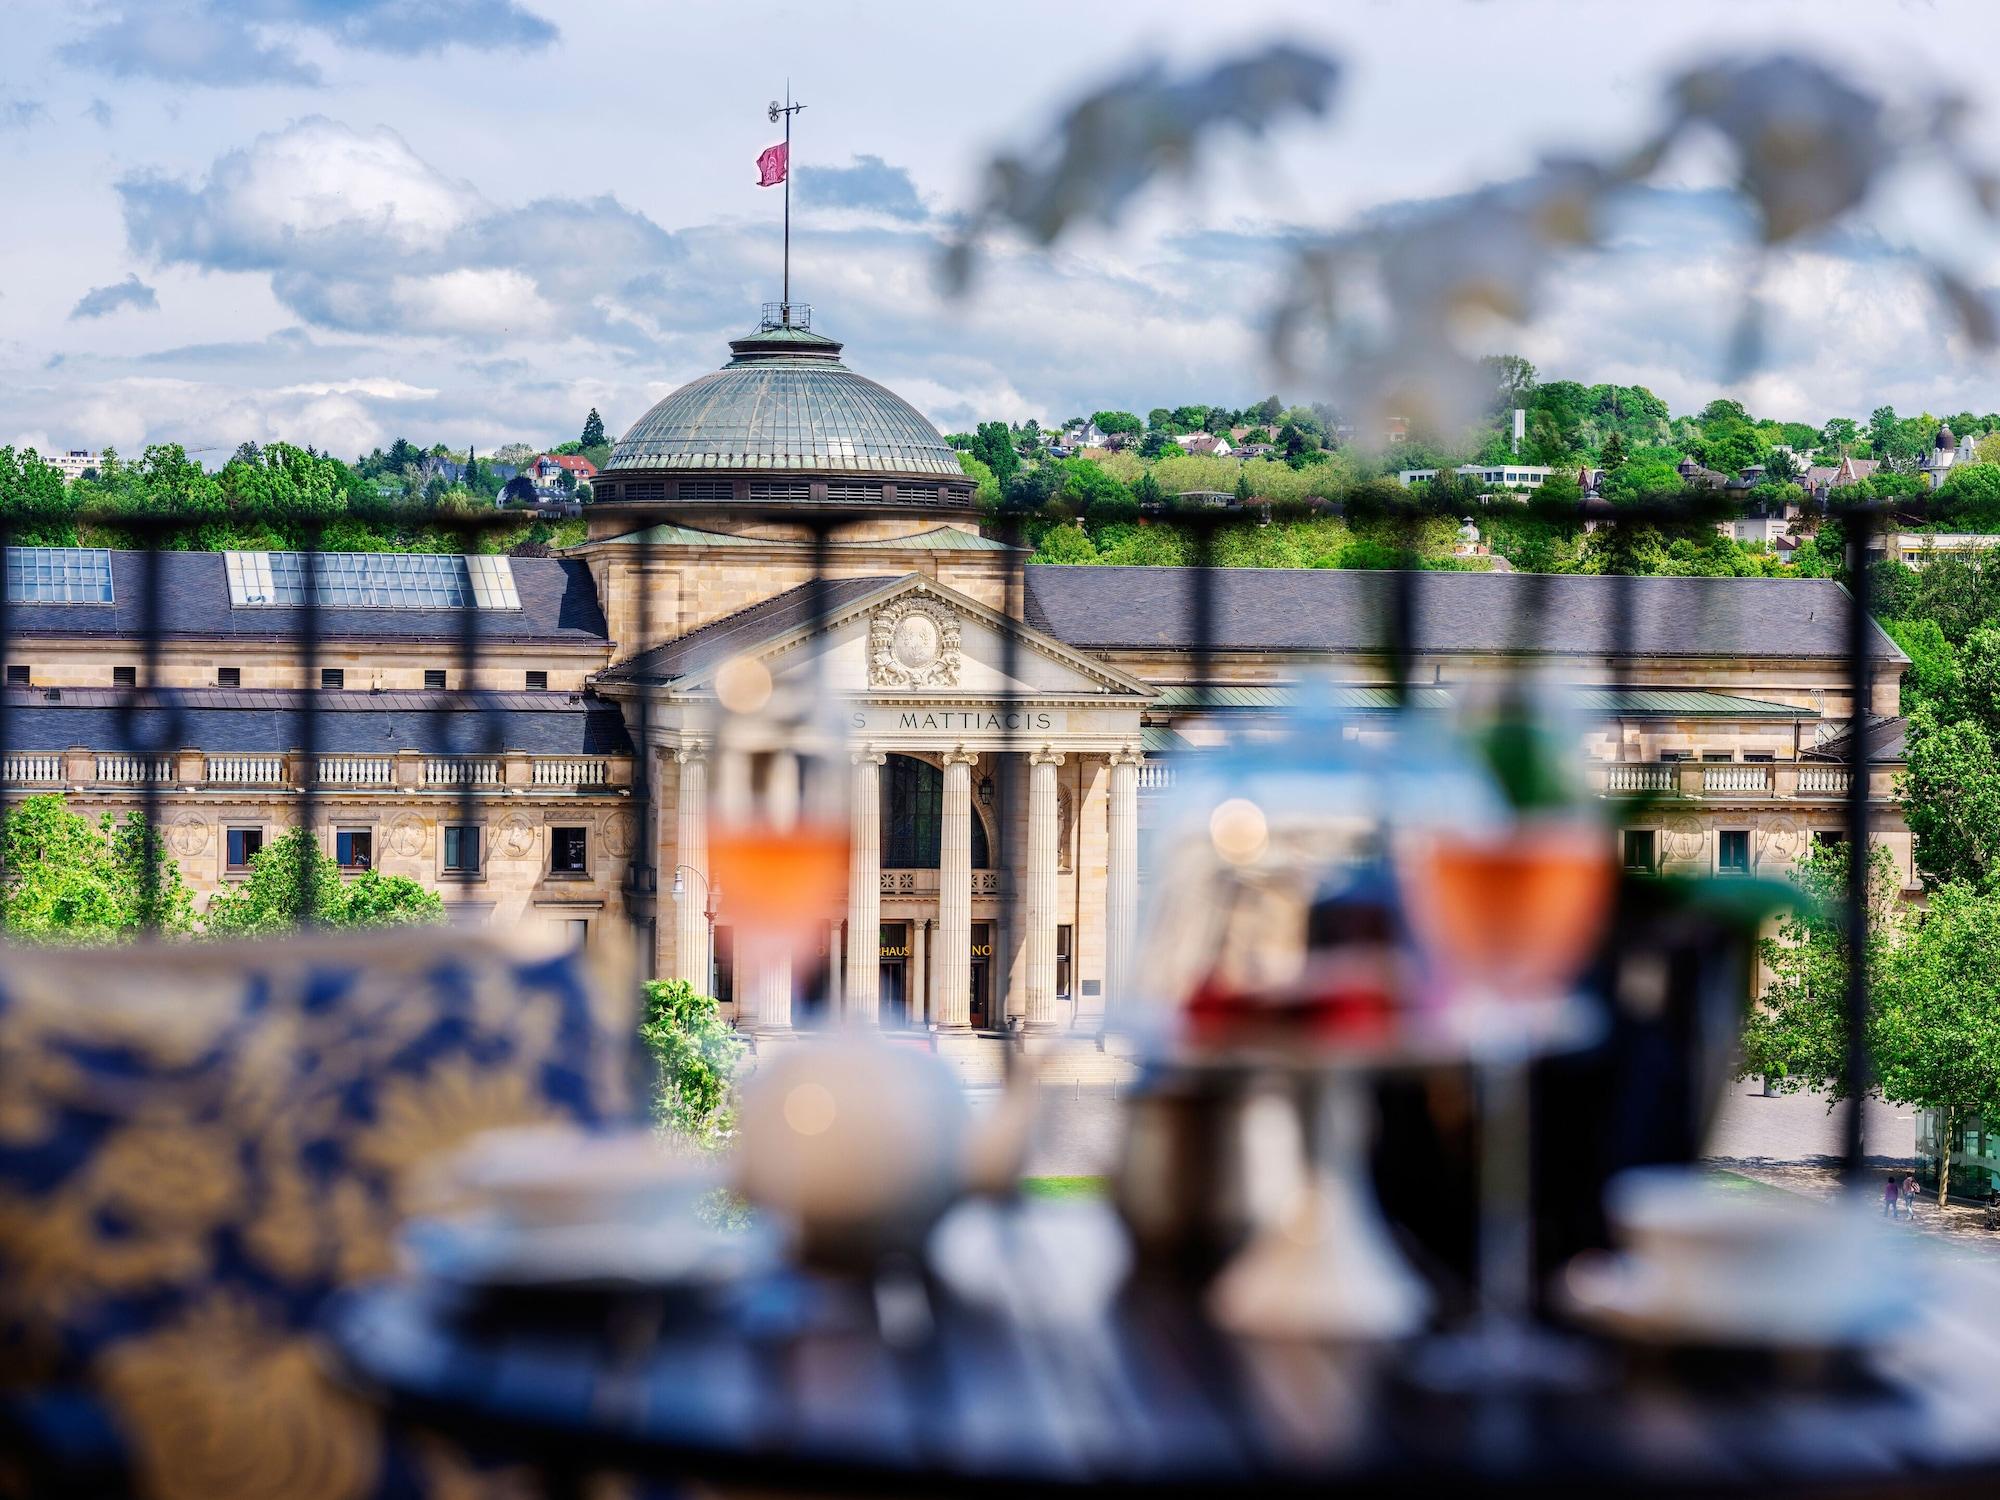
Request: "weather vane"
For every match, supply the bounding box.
[757,84,807,325]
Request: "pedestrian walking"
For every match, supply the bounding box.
[1885,1174,1900,1218]
[1902,1173,1919,1221]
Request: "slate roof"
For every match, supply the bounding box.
[598,576,898,687]
[7,552,608,644]
[1022,567,1907,662]
[0,687,631,756]
[1143,684,1806,717]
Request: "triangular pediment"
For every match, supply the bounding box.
[671,575,1153,703]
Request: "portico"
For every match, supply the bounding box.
[596,574,1152,1033]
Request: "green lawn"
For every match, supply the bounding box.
[1020,1175,1105,1199]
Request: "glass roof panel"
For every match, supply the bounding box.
[224,552,520,610]
[5,547,115,604]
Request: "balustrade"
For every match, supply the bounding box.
[205,755,285,785]
[424,757,501,787]
[97,754,172,783]
[2,753,62,784]
[532,757,610,788]
[318,756,394,786]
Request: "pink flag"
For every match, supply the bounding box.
[756,141,788,187]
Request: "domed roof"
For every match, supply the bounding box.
[606,321,963,478]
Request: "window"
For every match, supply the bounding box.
[5,665,26,686]
[217,667,240,687]
[1719,829,1751,874]
[321,668,345,690]
[677,480,734,502]
[113,666,136,687]
[1056,924,1073,1001]
[550,826,588,874]
[226,827,264,871]
[564,918,589,949]
[1813,830,1847,853]
[525,670,549,691]
[335,829,373,870]
[423,668,447,690]
[713,926,735,1006]
[1623,830,1657,873]
[1701,752,1733,763]
[881,754,991,868]
[1744,753,1774,764]
[443,825,482,875]
[1658,750,1687,762]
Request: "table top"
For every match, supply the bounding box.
[327,1200,2000,1496]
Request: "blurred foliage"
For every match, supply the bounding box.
[639,979,746,1146]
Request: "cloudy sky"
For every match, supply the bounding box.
[2,0,1998,462]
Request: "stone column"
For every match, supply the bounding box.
[673,743,709,992]
[908,916,927,1029]
[1025,749,1065,1028]
[936,749,977,1029]
[1106,749,1141,1019]
[827,921,843,1011]
[745,935,791,1032]
[843,750,886,1022]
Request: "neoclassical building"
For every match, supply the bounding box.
[0,310,1913,1037]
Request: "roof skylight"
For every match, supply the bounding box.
[224,551,521,610]
[5,547,115,605]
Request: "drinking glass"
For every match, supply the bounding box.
[1395,676,1615,1385]
[705,653,851,1017]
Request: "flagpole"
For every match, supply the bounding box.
[767,88,805,327]
[783,81,791,321]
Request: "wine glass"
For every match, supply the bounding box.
[1394,673,1616,1385]
[705,653,851,1025]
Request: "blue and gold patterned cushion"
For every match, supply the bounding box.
[0,928,636,1500]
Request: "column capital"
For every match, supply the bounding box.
[673,740,709,765]
[1028,746,1066,767]
[1108,745,1144,768]
[852,747,888,767]
[941,745,979,768]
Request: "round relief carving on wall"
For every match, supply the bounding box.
[602,810,635,859]
[498,813,538,859]
[868,597,962,688]
[166,812,210,858]
[1664,815,1705,862]
[387,814,427,859]
[1763,816,1802,863]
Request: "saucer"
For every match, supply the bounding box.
[402,1210,778,1295]
[1557,1248,1913,1353]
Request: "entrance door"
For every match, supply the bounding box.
[969,922,993,1030]
[878,922,909,1029]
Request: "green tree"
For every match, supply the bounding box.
[1481,353,1537,411]
[1879,617,1961,721]
[1875,881,2000,1203]
[1034,521,1099,564]
[1900,709,2000,890]
[1738,840,1898,1099]
[0,794,197,940]
[581,407,607,448]
[0,447,80,545]
[1132,470,1164,508]
[1090,410,1143,437]
[969,421,1020,487]
[639,979,746,1144]
[1600,430,1628,471]
[203,827,444,936]
[1938,462,2000,530]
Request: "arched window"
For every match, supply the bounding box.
[882,753,989,868]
